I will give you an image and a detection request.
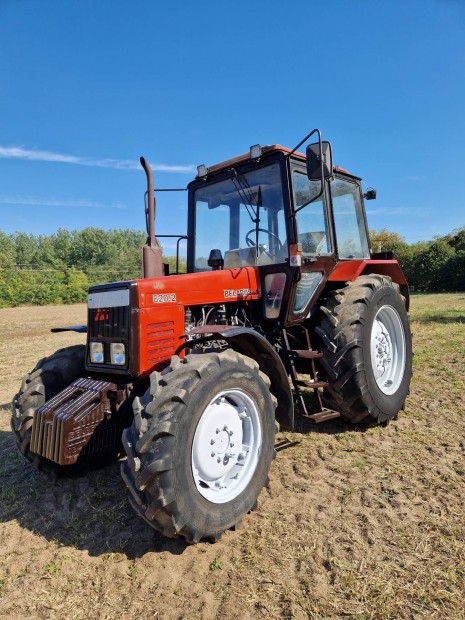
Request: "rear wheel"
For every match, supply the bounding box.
[315,275,412,425]
[121,350,277,543]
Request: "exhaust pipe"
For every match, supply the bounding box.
[140,156,164,278]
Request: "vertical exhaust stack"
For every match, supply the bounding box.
[140,156,165,278]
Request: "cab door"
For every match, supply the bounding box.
[285,165,336,324]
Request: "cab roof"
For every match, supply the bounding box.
[196,144,359,180]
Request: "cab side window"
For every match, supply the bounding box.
[331,178,370,259]
[292,171,331,255]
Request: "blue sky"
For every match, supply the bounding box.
[1,0,464,249]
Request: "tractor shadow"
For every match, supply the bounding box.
[0,393,358,558]
[0,427,189,559]
[414,315,465,324]
[286,391,369,439]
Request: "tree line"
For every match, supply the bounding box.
[370,226,465,292]
[0,228,148,307]
[0,226,464,307]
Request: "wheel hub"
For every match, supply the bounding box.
[193,397,243,480]
[373,321,392,374]
[370,305,406,395]
[191,389,262,504]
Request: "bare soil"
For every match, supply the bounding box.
[1,295,464,619]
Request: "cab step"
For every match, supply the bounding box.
[296,379,328,389]
[282,326,340,427]
[302,409,341,424]
[292,349,323,359]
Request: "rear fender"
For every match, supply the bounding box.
[329,260,410,310]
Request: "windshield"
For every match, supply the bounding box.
[193,163,287,270]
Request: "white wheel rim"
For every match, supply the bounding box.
[370,305,406,395]
[191,389,262,504]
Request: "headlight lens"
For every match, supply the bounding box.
[110,342,126,365]
[90,342,104,363]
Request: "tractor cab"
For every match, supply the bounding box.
[186,134,372,325]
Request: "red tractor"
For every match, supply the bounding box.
[12,130,412,543]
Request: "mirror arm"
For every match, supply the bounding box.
[288,128,321,157]
[288,128,332,215]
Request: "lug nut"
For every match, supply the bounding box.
[211,452,215,457]
[210,439,215,445]
[217,457,221,463]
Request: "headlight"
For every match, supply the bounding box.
[90,342,104,363]
[110,342,126,365]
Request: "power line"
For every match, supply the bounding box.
[0,266,141,273]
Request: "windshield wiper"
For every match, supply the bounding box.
[229,169,264,261]
[229,168,259,225]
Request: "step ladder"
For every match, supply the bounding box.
[282,326,340,424]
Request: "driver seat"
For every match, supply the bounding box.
[224,247,256,268]
[223,250,243,268]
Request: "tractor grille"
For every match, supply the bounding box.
[146,321,176,364]
[86,284,134,373]
[88,305,130,340]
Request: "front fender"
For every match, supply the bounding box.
[179,326,294,431]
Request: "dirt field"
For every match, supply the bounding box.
[1,294,464,620]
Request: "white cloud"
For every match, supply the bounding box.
[0,146,195,173]
[0,195,127,209]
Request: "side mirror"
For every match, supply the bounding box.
[364,189,377,200]
[306,141,332,180]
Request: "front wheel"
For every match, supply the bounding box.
[315,275,412,425]
[121,350,277,543]
[11,345,86,473]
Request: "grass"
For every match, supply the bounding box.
[209,558,222,571]
[0,294,465,619]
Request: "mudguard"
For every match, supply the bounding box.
[178,325,294,431]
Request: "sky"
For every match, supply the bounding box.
[1,0,464,250]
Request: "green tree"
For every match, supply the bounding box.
[12,232,38,268]
[0,232,15,268]
[370,228,414,282]
[70,227,110,268]
[440,251,465,291]
[51,228,74,267]
[413,241,455,291]
[370,228,406,254]
[62,268,89,303]
[448,227,465,253]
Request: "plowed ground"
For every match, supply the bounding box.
[1,294,464,619]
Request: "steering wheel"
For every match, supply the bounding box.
[245,228,283,251]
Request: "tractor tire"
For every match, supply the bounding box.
[315,274,412,426]
[11,345,90,475]
[121,350,277,543]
